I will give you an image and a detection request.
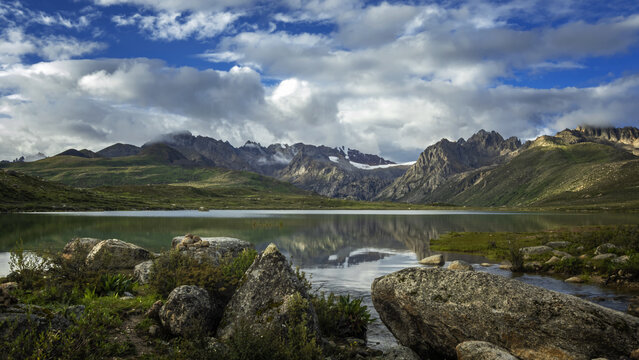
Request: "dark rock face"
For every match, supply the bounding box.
[85,239,153,270]
[0,304,71,339]
[171,236,253,265]
[96,143,141,158]
[456,341,518,360]
[378,130,521,203]
[371,267,639,360]
[216,244,319,340]
[159,285,214,337]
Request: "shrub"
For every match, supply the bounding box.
[7,240,48,290]
[312,293,373,340]
[148,248,257,300]
[554,257,586,275]
[507,240,524,272]
[93,273,136,296]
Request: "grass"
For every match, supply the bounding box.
[431,225,639,282]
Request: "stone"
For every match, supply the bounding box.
[456,341,518,360]
[631,349,639,360]
[545,256,561,265]
[565,276,584,283]
[579,254,589,260]
[217,243,319,340]
[447,260,474,271]
[523,261,542,271]
[613,255,630,264]
[145,300,163,321]
[418,254,444,266]
[498,264,511,270]
[480,263,492,267]
[85,239,153,270]
[134,260,154,285]
[62,237,102,260]
[159,285,213,337]
[0,304,70,338]
[592,253,617,261]
[171,236,253,265]
[0,284,18,307]
[553,250,572,258]
[595,243,618,255]
[379,345,421,360]
[629,297,639,317]
[371,267,639,360]
[148,324,160,337]
[519,245,552,255]
[546,241,571,249]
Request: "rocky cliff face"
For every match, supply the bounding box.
[377,130,521,203]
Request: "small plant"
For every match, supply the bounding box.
[507,240,524,272]
[93,273,135,296]
[312,292,373,340]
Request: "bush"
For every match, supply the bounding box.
[507,240,524,272]
[148,248,257,301]
[312,293,373,340]
[554,257,586,275]
[7,240,48,290]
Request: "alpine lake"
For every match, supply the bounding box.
[2,210,638,349]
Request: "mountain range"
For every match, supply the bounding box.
[3,125,639,210]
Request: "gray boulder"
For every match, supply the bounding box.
[419,254,444,266]
[171,236,253,265]
[159,285,213,337]
[380,345,421,360]
[371,267,639,360]
[613,255,630,264]
[592,253,617,261]
[62,237,101,259]
[134,260,154,285]
[86,239,153,270]
[519,245,552,255]
[456,341,518,360]
[546,241,571,249]
[216,243,319,340]
[447,260,474,271]
[595,243,618,255]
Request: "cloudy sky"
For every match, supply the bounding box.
[1,0,639,162]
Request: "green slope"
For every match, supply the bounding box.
[428,142,639,209]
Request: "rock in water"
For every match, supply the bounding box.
[85,239,153,270]
[159,285,213,337]
[447,260,474,271]
[371,267,639,360]
[216,243,319,340]
[171,236,252,265]
[456,341,518,360]
[419,254,444,266]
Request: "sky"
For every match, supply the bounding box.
[1,0,639,162]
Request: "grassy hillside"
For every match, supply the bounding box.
[428,142,639,210]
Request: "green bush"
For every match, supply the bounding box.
[507,240,524,272]
[148,248,257,300]
[554,257,586,275]
[93,273,136,296]
[312,293,373,340]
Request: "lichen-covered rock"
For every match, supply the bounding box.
[216,243,319,340]
[0,304,70,338]
[419,254,444,266]
[519,245,552,255]
[159,285,213,337]
[456,341,518,360]
[545,256,561,265]
[613,255,630,264]
[171,236,252,265]
[85,239,153,270]
[447,260,474,271]
[371,267,639,360]
[146,300,163,321]
[380,345,422,360]
[134,260,153,285]
[595,243,618,255]
[62,237,101,259]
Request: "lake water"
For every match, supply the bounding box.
[1,210,638,349]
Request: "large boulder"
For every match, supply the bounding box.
[62,237,101,260]
[159,285,213,337]
[85,239,153,270]
[171,235,252,265]
[371,267,639,360]
[216,243,319,340]
[456,341,518,360]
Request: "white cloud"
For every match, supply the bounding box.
[112,11,241,40]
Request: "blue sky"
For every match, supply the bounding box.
[1,0,639,161]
